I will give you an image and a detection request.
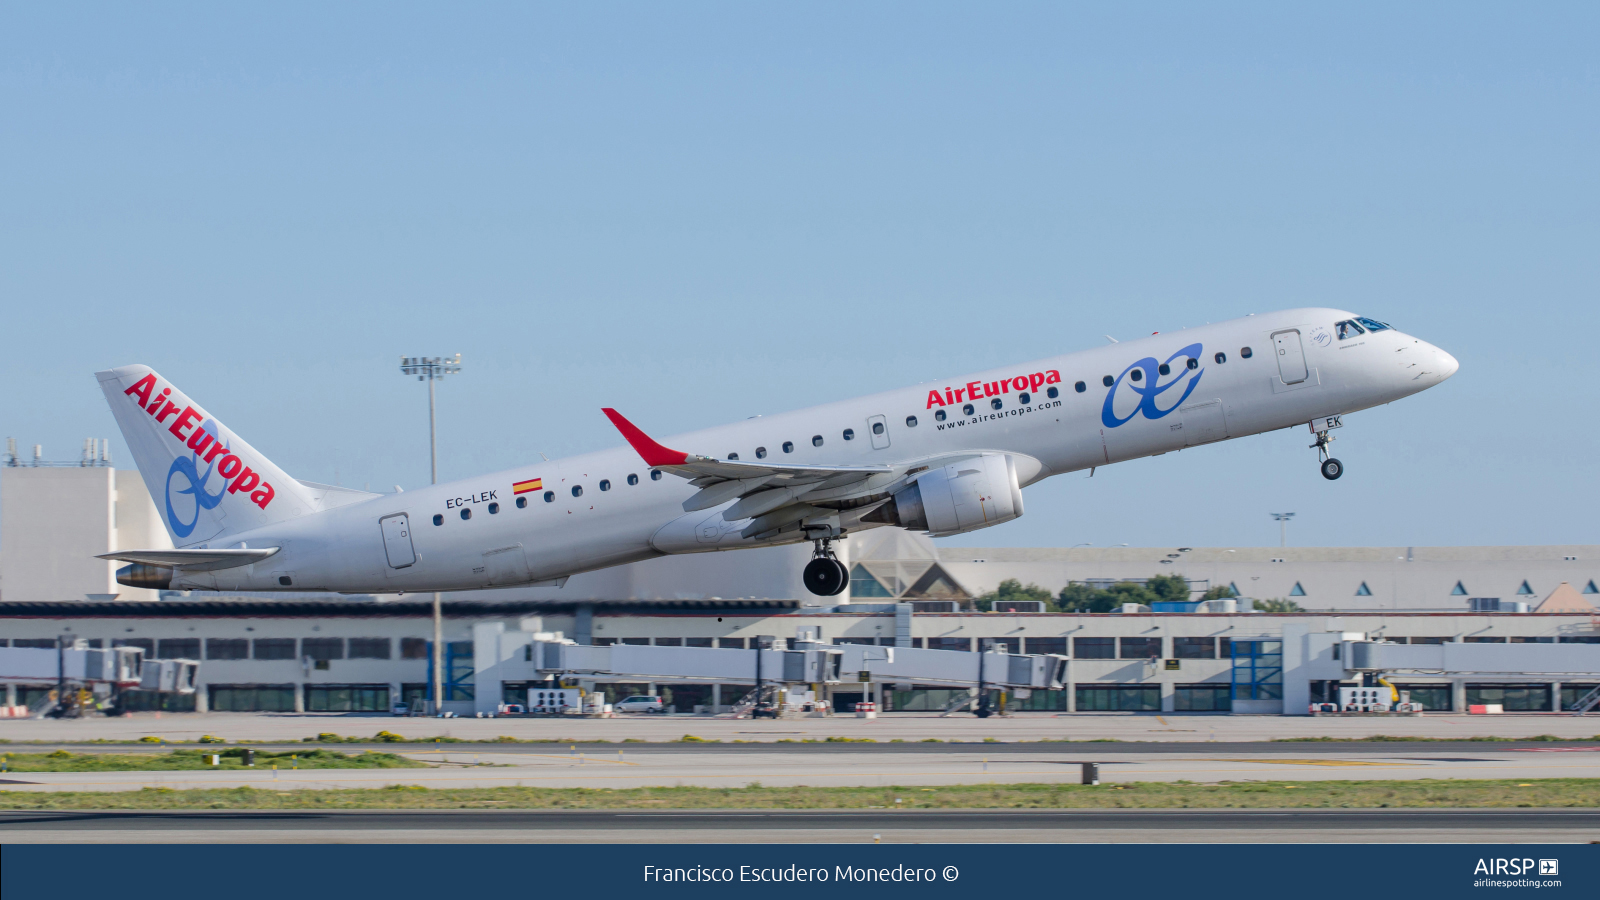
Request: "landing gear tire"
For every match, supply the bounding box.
[803,557,849,596]
[1321,458,1343,481]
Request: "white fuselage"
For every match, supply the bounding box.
[166,308,1457,593]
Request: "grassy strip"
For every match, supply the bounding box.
[1,779,1596,810]
[1274,735,1600,743]
[0,749,425,773]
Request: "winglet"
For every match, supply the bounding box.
[602,408,690,467]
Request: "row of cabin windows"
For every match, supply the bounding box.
[1068,347,1254,394]
[433,471,665,524]
[429,347,1263,511]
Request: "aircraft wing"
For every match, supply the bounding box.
[97,548,280,572]
[602,408,893,518]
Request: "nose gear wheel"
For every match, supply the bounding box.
[1310,429,1344,480]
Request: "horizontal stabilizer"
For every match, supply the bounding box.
[97,547,279,572]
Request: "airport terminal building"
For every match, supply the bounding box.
[2,463,1598,717]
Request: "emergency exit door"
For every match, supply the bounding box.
[867,414,890,450]
[1273,330,1308,384]
[380,514,416,568]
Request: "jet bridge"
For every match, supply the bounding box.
[529,640,1067,691]
[1342,639,1600,715]
[1343,640,1600,678]
[0,641,193,718]
[470,622,1067,716]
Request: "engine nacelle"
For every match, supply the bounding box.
[866,454,1024,537]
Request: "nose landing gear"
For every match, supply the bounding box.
[802,535,849,596]
[1309,416,1344,480]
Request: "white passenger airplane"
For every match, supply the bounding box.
[98,308,1456,597]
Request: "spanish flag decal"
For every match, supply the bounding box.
[513,478,543,494]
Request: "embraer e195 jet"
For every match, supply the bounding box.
[99,309,1456,597]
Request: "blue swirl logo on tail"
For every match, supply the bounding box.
[1101,343,1205,428]
[164,421,228,538]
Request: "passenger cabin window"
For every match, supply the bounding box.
[782,441,794,453]
[433,514,443,526]
[962,403,975,416]
[842,429,854,441]
[650,470,662,481]
[873,422,885,434]
[1102,375,1114,386]
[1048,386,1060,398]
[1335,319,1365,340]
[990,398,1002,410]
[1187,358,1198,370]
[460,508,471,520]
[571,485,583,497]
[1157,363,1169,376]
[627,474,639,486]
[755,447,767,458]
[812,435,824,447]
[1214,352,1226,364]
[727,452,739,460]
[516,496,527,508]
[599,480,611,491]
[904,416,917,427]
[1018,392,1030,404]
[934,410,947,421]
[1130,369,1143,382]
[1240,347,1253,359]
[544,491,555,502]
[488,502,499,514]
[1073,381,1085,393]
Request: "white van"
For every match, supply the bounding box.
[614,695,666,714]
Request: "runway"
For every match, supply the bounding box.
[2,808,1594,843]
[3,744,1597,791]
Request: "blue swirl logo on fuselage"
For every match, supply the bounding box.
[1101,342,1205,429]
[164,421,228,539]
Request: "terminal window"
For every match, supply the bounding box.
[206,639,249,660]
[1174,684,1231,711]
[157,639,200,660]
[1023,637,1067,655]
[209,684,295,712]
[1466,683,1551,712]
[348,638,392,659]
[1076,684,1160,711]
[305,684,389,713]
[928,637,972,652]
[1390,684,1452,711]
[253,638,296,660]
[1172,637,1216,659]
[1120,637,1162,659]
[301,638,345,661]
[400,637,428,659]
[1073,637,1115,659]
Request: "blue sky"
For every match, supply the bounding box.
[3,3,1596,549]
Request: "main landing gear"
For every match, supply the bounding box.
[802,535,849,596]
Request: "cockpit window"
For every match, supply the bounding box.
[1355,316,1392,332]
[1335,319,1365,340]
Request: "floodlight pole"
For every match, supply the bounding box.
[1271,512,1295,548]
[400,355,462,716]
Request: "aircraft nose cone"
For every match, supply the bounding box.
[1435,347,1460,380]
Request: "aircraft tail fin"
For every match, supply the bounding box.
[95,365,318,547]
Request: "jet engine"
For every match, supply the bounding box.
[863,454,1024,536]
